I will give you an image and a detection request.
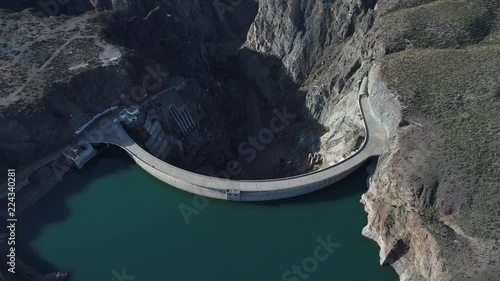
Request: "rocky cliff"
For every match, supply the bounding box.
[361,1,500,280]
[242,0,499,280]
[0,0,498,280]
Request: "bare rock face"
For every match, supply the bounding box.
[244,0,377,166]
[245,0,373,81]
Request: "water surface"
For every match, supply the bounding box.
[18,148,398,281]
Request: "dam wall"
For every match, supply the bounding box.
[86,77,385,201]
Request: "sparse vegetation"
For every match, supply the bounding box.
[372,0,500,278]
[0,10,102,114]
[381,0,498,52]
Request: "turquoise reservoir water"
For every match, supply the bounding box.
[17,148,398,281]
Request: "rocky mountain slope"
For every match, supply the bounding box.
[244,0,499,280]
[362,1,500,280]
[0,0,498,280]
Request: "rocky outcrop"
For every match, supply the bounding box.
[244,0,377,166]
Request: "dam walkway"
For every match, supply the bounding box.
[85,77,387,201]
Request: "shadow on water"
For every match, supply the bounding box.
[16,147,133,274]
[245,158,377,207]
[287,158,377,204]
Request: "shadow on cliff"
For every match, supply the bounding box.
[97,0,325,179]
[245,158,378,207]
[382,238,410,266]
[14,147,134,274]
[99,0,259,76]
[230,48,324,177]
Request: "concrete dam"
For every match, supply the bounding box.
[84,77,387,201]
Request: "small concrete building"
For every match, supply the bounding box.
[119,106,140,123]
[62,142,96,169]
[143,108,184,160]
[226,189,241,201]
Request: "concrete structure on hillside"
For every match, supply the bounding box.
[143,108,184,160]
[85,77,387,202]
[119,106,139,123]
[168,105,195,134]
[144,109,159,134]
[148,80,196,134]
[61,142,96,169]
[308,153,323,166]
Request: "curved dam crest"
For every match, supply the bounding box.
[84,77,387,201]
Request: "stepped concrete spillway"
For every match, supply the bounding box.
[85,77,388,201]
